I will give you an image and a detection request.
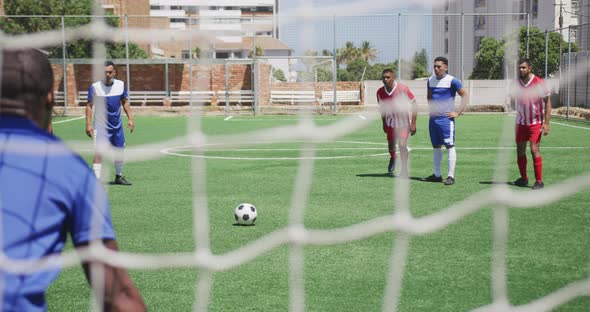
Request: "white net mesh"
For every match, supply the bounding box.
[1,1,590,311]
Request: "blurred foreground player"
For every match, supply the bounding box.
[0,48,145,311]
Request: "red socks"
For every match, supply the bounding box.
[533,156,543,182]
[517,155,528,180]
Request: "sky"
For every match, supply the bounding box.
[276,0,434,64]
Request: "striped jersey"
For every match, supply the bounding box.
[512,75,550,126]
[427,74,462,117]
[376,82,416,128]
[88,79,128,132]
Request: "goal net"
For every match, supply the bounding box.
[1,1,590,312]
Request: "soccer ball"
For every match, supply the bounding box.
[234,203,257,225]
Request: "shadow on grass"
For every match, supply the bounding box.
[479,181,531,188]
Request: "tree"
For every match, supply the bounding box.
[359,41,377,62]
[470,37,505,79]
[411,49,429,79]
[0,0,147,59]
[272,68,286,82]
[470,26,577,79]
[248,45,264,58]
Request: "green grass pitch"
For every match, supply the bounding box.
[47,114,590,311]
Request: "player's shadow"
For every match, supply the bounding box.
[232,223,256,227]
[479,181,530,188]
[356,173,423,181]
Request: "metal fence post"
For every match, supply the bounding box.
[544,30,548,78]
[566,26,571,119]
[61,16,68,114]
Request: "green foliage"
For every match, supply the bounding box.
[411,49,430,79]
[471,26,578,79]
[249,45,264,58]
[471,37,505,79]
[272,68,287,82]
[0,0,147,59]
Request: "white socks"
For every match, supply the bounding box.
[433,147,456,178]
[447,147,456,178]
[115,161,123,176]
[433,148,442,177]
[94,162,124,178]
[93,163,101,179]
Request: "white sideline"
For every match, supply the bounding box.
[551,121,590,131]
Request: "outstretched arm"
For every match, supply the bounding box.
[81,240,146,312]
[409,99,417,135]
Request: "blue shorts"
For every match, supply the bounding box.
[429,116,455,147]
[95,128,125,148]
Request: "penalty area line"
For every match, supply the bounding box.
[224,116,233,121]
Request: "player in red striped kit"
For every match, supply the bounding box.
[510,58,551,190]
[376,69,417,177]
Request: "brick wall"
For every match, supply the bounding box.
[51,63,363,107]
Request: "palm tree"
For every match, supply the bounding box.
[359,41,377,62]
[336,41,361,67]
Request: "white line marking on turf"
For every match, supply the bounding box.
[224,116,233,121]
[551,121,590,131]
[358,115,366,120]
[159,141,590,161]
[52,116,85,124]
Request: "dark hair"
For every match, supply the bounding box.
[104,60,116,68]
[518,58,532,67]
[434,56,448,66]
[382,68,395,76]
[1,48,54,117]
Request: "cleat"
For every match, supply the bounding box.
[444,176,455,185]
[387,158,395,173]
[422,174,443,182]
[513,177,529,187]
[114,175,132,185]
[532,181,544,190]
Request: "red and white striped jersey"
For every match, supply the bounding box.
[376,82,416,128]
[512,75,550,126]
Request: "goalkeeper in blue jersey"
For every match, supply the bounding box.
[0,48,145,311]
[85,60,135,185]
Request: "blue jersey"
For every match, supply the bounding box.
[427,74,462,117]
[0,115,116,312]
[88,79,128,133]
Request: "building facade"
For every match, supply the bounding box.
[433,0,580,79]
[149,0,285,59]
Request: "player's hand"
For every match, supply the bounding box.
[128,120,135,133]
[410,124,416,136]
[446,111,461,118]
[542,124,550,136]
[86,125,94,138]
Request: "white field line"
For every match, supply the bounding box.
[52,116,85,124]
[550,121,590,131]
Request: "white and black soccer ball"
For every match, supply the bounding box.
[234,203,257,225]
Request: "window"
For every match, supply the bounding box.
[445,38,449,54]
[532,0,538,19]
[445,16,449,32]
[474,0,486,8]
[474,16,486,30]
[216,52,230,59]
[171,5,182,10]
[150,5,161,10]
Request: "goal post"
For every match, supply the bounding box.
[253,56,337,115]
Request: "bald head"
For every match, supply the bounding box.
[1,48,54,128]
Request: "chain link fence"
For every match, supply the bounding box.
[2,12,586,116]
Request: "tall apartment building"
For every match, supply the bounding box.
[433,0,579,79]
[579,0,590,50]
[149,0,286,59]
